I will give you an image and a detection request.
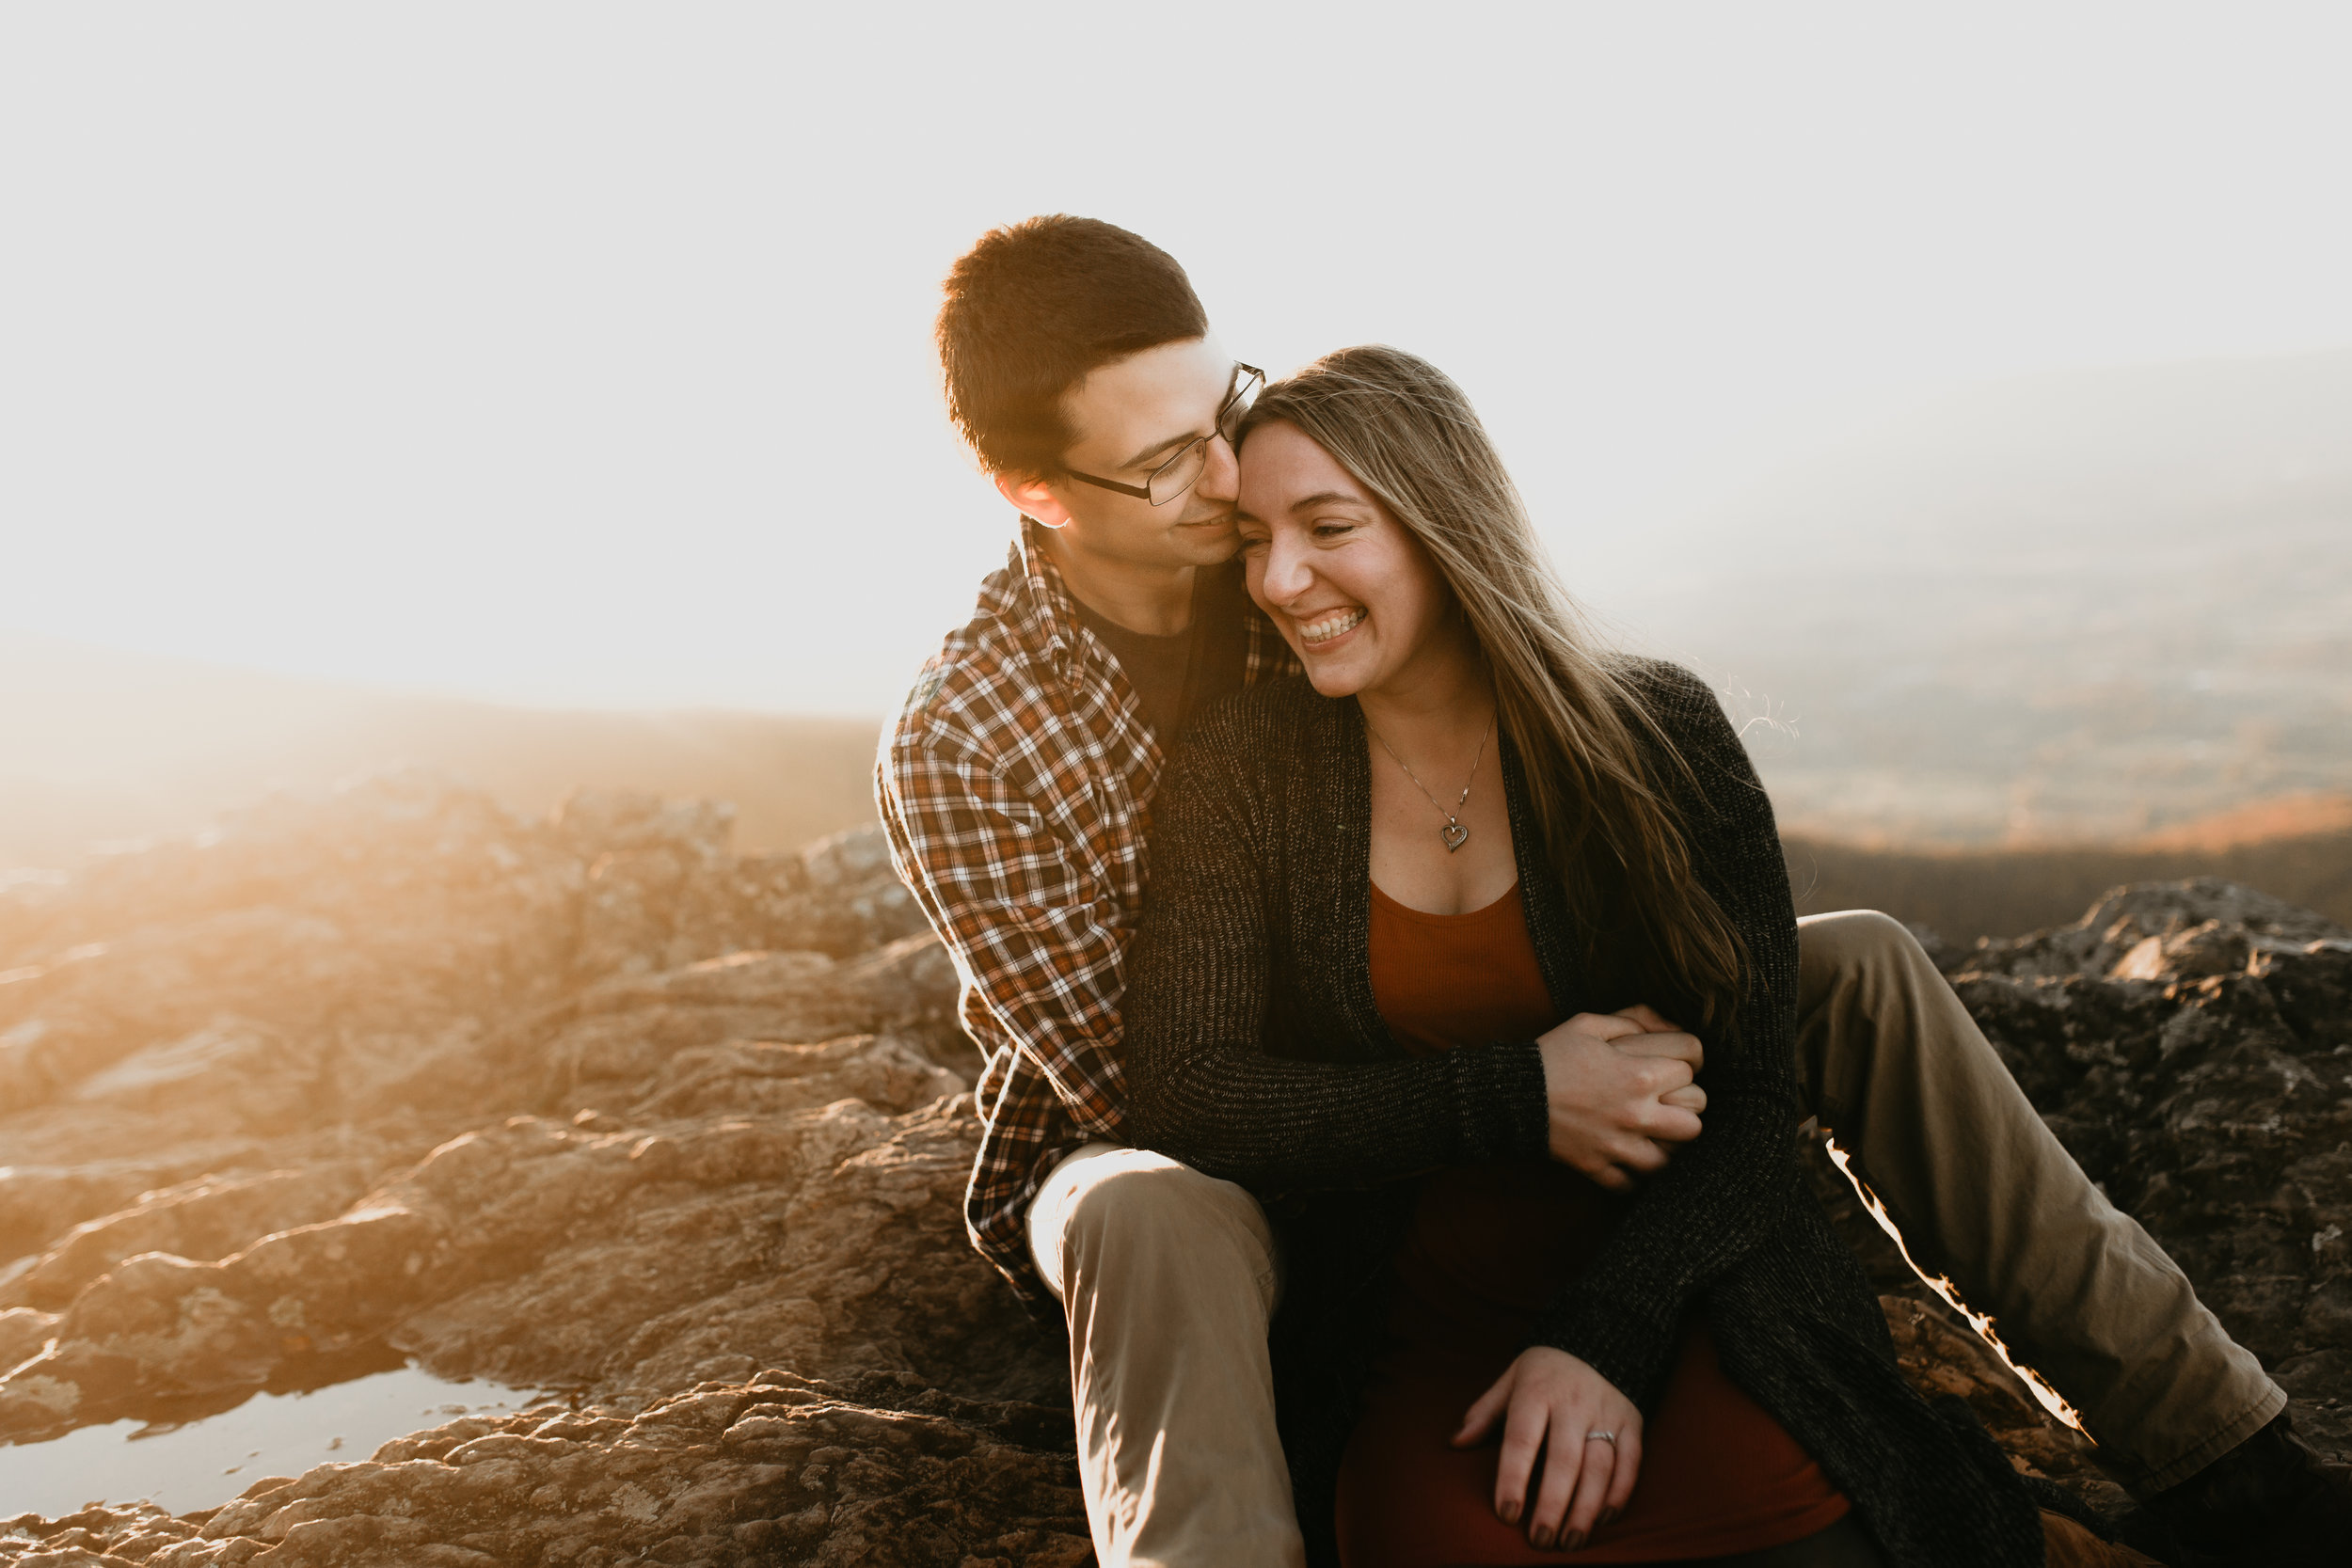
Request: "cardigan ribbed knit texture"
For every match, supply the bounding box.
[1120,661,2044,1568]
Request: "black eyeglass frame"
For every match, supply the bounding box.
[1061,363,1265,507]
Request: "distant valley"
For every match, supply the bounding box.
[1597,346,2352,847]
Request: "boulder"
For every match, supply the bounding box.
[9,1166,377,1312]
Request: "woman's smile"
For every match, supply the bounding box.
[1296,607,1367,647]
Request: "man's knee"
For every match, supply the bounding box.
[1055,1150,1276,1302]
[1795,910,1948,1126]
[1063,1150,1262,1245]
[1799,908,1918,976]
[1798,908,1931,1012]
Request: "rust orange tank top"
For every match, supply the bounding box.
[1339,879,1850,1566]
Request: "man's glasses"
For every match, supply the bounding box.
[1063,363,1264,508]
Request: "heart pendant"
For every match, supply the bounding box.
[1441,820,1470,853]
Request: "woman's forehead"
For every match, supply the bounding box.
[1237,421,1374,515]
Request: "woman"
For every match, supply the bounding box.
[1120,347,2134,1567]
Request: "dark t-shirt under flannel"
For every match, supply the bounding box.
[1073,568,1251,745]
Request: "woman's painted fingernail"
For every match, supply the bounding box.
[1528,1526,1553,1549]
[1563,1530,1585,1551]
[1500,1499,1521,1525]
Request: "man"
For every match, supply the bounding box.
[877,214,2345,1567]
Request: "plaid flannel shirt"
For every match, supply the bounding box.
[877,519,1295,1309]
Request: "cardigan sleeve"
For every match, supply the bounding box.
[1524,663,1806,1408]
[1121,703,1551,1190]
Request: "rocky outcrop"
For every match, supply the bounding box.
[0,775,1069,1563]
[2,778,2346,1564]
[1947,880,2352,1455]
[1790,878,2352,1541]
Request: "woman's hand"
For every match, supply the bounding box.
[1535,1006,1707,1190]
[1454,1346,1644,1552]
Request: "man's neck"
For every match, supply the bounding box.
[1036,527,1196,638]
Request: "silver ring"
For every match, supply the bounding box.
[1584,1431,1617,1445]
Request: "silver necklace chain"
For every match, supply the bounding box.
[1367,714,1495,853]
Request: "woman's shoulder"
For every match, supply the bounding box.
[1606,657,1772,800]
[1609,656,1720,720]
[1603,657,1739,753]
[1607,658,1776,842]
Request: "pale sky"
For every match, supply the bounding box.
[4,3,2349,715]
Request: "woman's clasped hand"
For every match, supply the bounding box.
[1454,1346,1645,1552]
[1534,1004,1708,1191]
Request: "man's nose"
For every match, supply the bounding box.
[1193,433,1239,504]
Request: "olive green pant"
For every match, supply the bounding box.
[1792,909,2282,1493]
[1026,910,2283,1568]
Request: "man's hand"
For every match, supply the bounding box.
[1535,1006,1705,1190]
[1454,1346,1645,1551]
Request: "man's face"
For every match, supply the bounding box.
[1007,336,1242,572]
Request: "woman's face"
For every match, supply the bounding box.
[1234,420,1463,701]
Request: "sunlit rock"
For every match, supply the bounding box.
[0,775,2342,1561]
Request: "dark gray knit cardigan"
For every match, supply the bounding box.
[1120,662,2044,1568]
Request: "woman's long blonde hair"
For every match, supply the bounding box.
[1242,345,1747,1039]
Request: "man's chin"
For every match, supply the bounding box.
[1168,517,1240,561]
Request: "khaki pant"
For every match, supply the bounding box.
[1026,910,2284,1567]
[1029,1142,1304,1568]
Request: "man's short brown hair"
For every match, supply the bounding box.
[937,215,1209,479]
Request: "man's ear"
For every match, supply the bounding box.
[993,470,1076,531]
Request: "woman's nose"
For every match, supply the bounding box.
[1260,531,1314,604]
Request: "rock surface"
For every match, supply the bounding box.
[2,777,2345,1564]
